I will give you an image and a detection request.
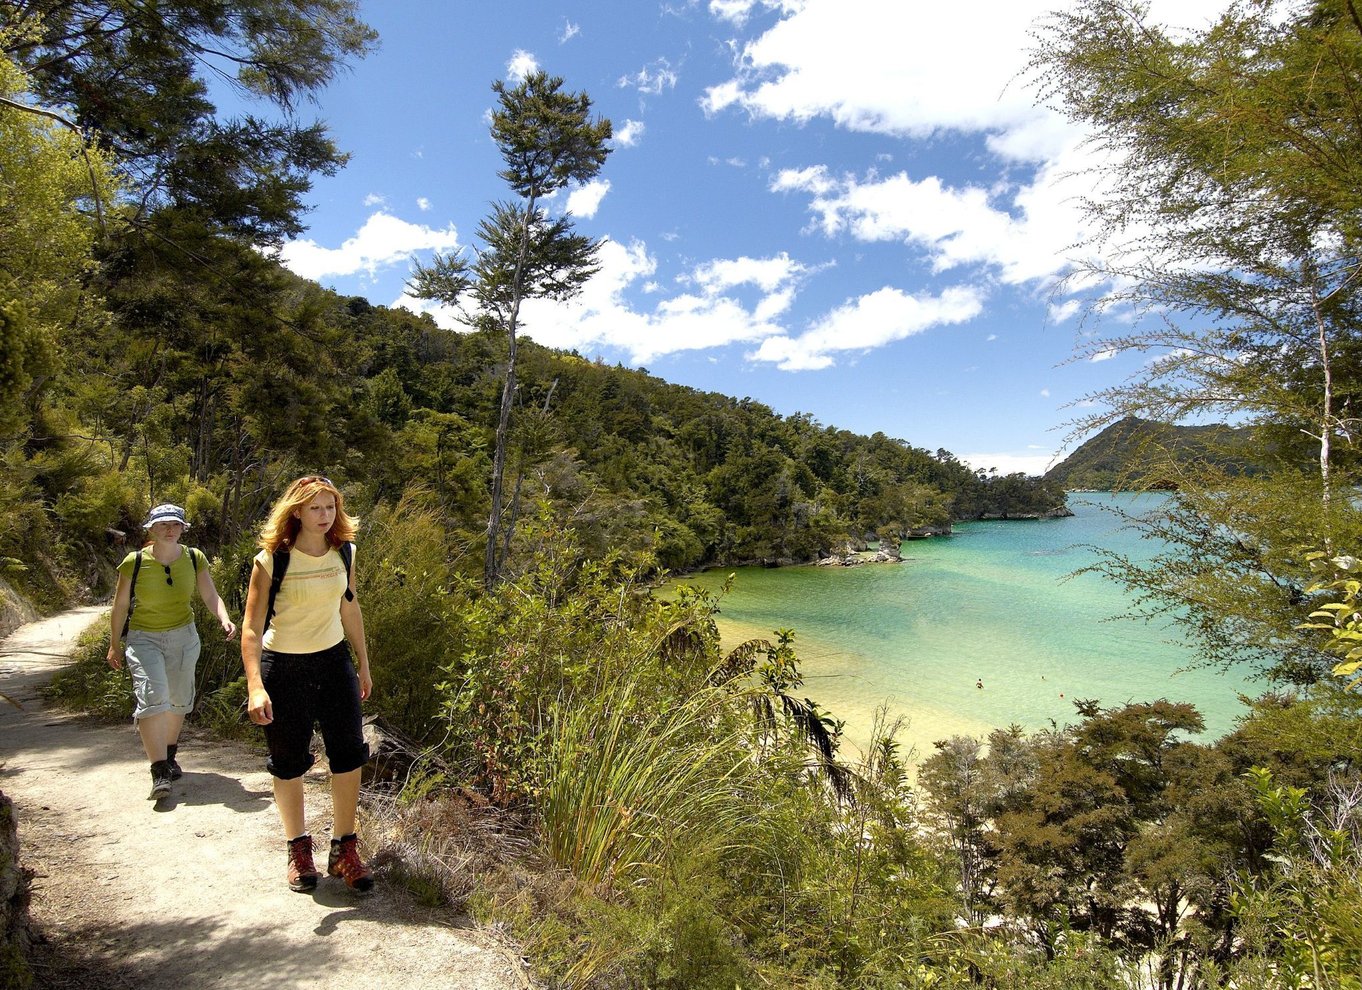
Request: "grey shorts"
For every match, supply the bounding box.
[125,621,201,719]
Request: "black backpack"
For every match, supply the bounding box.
[263,541,354,634]
[121,546,203,638]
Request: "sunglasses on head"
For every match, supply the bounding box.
[301,475,334,487]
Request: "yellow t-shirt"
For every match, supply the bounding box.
[257,545,350,654]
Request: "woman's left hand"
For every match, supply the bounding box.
[358,665,372,701]
[221,618,237,641]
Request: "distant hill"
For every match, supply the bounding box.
[1046,416,1260,490]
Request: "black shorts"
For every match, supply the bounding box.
[260,640,369,780]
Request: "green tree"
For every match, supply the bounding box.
[1031,0,1362,679]
[3,0,376,242]
[409,71,611,588]
[0,51,120,580]
[0,54,115,436]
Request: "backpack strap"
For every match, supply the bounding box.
[120,549,144,639]
[339,542,355,603]
[188,547,202,574]
[263,547,291,634]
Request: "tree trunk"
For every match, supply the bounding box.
[485,337,517,588]
[1309,269,1333,512]
[484,197,536,589]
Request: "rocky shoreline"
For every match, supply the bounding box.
[703,504,1077,571]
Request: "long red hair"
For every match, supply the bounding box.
[258,476,358,553]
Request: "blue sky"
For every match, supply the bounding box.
[268,0,1230,474]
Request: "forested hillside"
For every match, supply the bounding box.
[7,245,1067,604]
[1046,415,1261,489]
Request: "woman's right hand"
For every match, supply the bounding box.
[248,687,273,725]
[106,643,123,670]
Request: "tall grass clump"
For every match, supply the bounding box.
[436,505,724,801]
[538,677,755,888]
[350,487,478,741]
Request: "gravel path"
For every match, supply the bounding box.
[1,609,525,990]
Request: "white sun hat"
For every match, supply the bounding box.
[142,504,190,529]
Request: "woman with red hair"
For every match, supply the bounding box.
[241,475,374,893]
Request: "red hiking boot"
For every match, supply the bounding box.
[327,834,373,891]
[287,835,320,893]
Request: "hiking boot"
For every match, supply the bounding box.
[148,760,173,800]
[287,835,320,893]
[327,834,373,892]
[167,744,183,781]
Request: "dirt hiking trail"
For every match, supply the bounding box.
[1,609,525,989]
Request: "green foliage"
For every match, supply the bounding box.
[1301,550,1362,689]
[53,468,137,545]
[538,677,754,888]
[409,70,613,588]
[45,625,135,720]
[351,489,474,741]
[435,507,720,799]
[530,853,753,990]
[193,676,252,740]
[5,0,377,241]
[1231,768,1362,990]
[1031,0,1362,679]
[1046,416,1263,491]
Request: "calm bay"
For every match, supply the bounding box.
[672,493,1262,761]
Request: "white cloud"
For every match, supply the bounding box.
[507,50,538,82]
[396,233,981,373]
[710,0,1235,307]
[505,240,811,364]
[771,157,1086,287]
[566,179,610,218]
[707,0,1227,152]
[957,451,1058,476]
[363,193,386,207]
[416,197,431,212]
[560,20,580,42]
[1040,388,1051,397]
[986,333,998,341]
[278,212,460,281]
[750,284,985,371]
[614,119,645,147]
[1090,349,1117,362]
[619,59,679,95]
[705,1,1065,152]
[1048,298,1082,323]
[709,0,758,24]
[694,253,807,293]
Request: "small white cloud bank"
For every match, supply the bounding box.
[619,59,679,95]
[957,451,1059,477]
[566,179,610,218]
[614,119,645,147]
[278,212,460,281]
[507,50,538,82]
[383,230,985,372]
[750,284,984,371]
[514,241,808,364]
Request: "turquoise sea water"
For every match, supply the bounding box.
[671,493,1261,760]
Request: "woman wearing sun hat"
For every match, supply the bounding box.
[108,503,237,801]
